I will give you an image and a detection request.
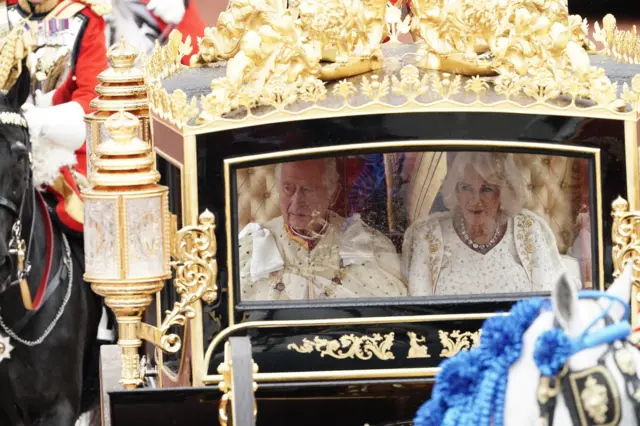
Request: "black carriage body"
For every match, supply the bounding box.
[100,30,640,423]
[116,107,634,426]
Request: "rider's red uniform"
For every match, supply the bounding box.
[115,0,205,66]
[7,0,108,233]
[145,0,205,65]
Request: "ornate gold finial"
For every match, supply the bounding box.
[107,38,138,70]
[91,110,157,185]
[104,110,139,142]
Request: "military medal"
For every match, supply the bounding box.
[0,333,14,363]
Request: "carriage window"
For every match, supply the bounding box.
[234,151,595,302]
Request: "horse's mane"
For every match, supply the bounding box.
[414,298,551,426]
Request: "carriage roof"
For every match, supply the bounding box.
[146,14,640,137]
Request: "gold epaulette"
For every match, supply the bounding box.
[75,0,111,16]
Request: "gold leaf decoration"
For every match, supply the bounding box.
[594,14,640,64]
[465,76,489,101]
[156,211,218,353]
[332,80,357,102]
[439,330,482,358]
[361,75,390,101]
[288,333,396,361]
[580,376,609,424]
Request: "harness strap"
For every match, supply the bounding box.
[537,375,559,426]
[613,342,640,420]
[10,251,67,334]
[18,190,53,311]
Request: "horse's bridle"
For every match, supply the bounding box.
[0,111,38,310]
[536,292,640,426]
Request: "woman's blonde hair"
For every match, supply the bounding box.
[440,152,527,217]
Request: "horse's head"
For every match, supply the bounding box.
[414,266,639,426]
[0,64,31,294]
[505,266,640,425]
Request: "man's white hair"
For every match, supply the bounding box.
[440,152,527,217]
[275,158,340,193]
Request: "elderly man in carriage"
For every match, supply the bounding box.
[239,157,408,301]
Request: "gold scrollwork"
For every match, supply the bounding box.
[611,197,640,283]
[407,332,430,359]
[439,329,481,358]
[143,210,218,354]
[288,333,396,361]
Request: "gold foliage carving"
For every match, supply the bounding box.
[145,4,640,131]
[153,210,218,353]
[439,330,481,358]
[288,333,396,361]
[594,14,640,65]
[611,197,640,284]
[145,31,198,129]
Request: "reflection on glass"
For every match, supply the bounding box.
[405,152,565,296]
[236,151,593,302]
[238,158,408,301]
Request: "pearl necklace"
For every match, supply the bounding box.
[458,217,502,251]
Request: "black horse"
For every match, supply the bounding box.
[0,67,103,425]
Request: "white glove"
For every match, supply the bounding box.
[34,89,55,108]
[22,102,45,140]
[22,102,86,151]
[147,0,186,25]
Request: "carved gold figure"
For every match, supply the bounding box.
[290,0,386,60]
[408,0,598,96]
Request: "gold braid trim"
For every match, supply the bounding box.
[0,19,30,92]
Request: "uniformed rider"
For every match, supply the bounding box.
[2,0,109,235]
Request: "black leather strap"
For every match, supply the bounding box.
[613,342,640,421]
[0,196,18,216]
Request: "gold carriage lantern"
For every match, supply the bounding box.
[83,110,171,389]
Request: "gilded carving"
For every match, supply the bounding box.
[155,210,219,353]
[145,6,640,131]
[594,14,640,65]
[407,332,430,359]
[439,329,481,358]
[611,197,640,283]
[580,376,609,424]
[614,347,636,376]
[288,333,396,361]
